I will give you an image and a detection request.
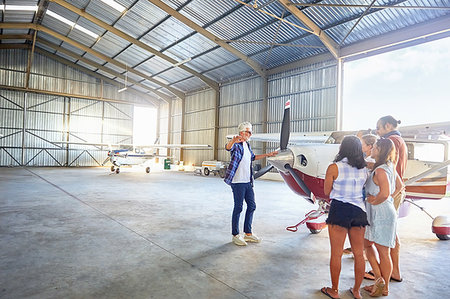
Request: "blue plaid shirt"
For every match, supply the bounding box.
[224,142,255,185]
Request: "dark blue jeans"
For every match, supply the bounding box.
[231,182,256,236]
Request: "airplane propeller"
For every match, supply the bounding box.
[254,100,316,203]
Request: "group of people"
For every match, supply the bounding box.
[223,115,407,299]
[321,115,407,299]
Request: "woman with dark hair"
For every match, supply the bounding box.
[363,138,404,297]
[321,136,369,299]
[364,115,407,283]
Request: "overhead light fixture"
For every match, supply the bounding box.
[3,5,38,11]
[46,10,99,39]
[172,57,192,67]
[100,0,126,13]
[118,64,128,93]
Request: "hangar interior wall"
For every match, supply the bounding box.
[0,49,135,167]
[1,49,338,168]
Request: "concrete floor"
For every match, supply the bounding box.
[0,166,449,299]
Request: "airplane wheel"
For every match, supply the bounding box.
[203,168,210,176]
[309,229,322,234]
[115,168,120,174]
[436,234,449,240]
[110,166,115,172]
[146,167,151,173]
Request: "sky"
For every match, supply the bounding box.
[342,37,450,130]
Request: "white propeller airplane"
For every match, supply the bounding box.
[245,100,450,240]
[52,141,211,174]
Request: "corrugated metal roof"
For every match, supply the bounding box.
[1,0,449,96]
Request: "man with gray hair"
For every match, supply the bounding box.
[224,121,278,246]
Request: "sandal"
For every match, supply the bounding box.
[321,287,340,299]
[370,278,386,297]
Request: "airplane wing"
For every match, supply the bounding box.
[399,121,450,139]
[51,141,211,149]
[227,132,332,145]
[142,144,211,149]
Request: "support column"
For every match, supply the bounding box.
[336,58,344,131]
[167,100,172,158]
[180,97,185,162]
[262,77,268,166]
[155,103,160,163]
[21,92,27,166]
[214,89,220,161]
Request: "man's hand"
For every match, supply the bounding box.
[232,135,244,143]
[266,151,278,157]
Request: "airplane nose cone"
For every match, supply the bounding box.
[267,149,294,173]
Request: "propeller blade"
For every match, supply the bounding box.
[254,164,274,179]
[280,100,291,150]
[285,164,316,204]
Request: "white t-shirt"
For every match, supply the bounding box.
[232,142,251,183]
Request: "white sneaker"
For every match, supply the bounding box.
[244,234,261,243]
[232,235,248,246]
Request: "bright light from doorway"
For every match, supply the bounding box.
[133,106,157,146]
[342,37,450,130]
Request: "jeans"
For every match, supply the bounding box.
[231,182,256,236]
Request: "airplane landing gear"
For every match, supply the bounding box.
[115,168,120,174]
[146,167,151,173]
[110,166,115,172]
[432,216,450,240]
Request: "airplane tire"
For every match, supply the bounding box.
[110,166,115,172]
[309,229,322,234]
[146,167,151,173]
[436,234,449,240]
[115,168,120,174]
[203,168,210,176]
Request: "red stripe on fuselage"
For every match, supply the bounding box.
[279,169,329,202]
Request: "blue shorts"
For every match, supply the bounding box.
[326,199,369,229]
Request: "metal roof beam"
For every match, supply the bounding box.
[288,3,450,10]
[36,38,172,103]
[49,0,218,91]
[277,0,340,59]
[0,22,185,99]
[0,83,153,106]
[0,34,33,40]
[146,0,266,78]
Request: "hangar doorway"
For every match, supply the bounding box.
[342,37,450,130]
[133,106,157,146]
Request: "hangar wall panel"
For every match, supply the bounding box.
[183,89,215,166]
[219,76,264,163]
[0,49,136,167]
[0,91,133,167]
[0,49,155,105]
[266,60,338,152]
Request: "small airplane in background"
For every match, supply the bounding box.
[52,141,211,174]
[244,100,450,240]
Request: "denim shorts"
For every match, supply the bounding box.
[326,199,369,229]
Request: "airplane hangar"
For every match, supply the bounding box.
[1,1,449,298]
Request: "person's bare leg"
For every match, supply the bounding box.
[364,239,381,279]
[348,227,365,299]
[327,224,348,298]
[374,243,392,295]
[390,234,402,281]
